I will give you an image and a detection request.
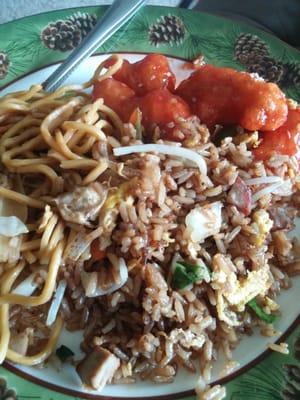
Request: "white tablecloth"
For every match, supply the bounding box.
[0,1,181,24]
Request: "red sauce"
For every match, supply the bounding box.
[176,64,288,131]
[93,79,191,140]
[253,108,300,160]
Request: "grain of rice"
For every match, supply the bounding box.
[204,186,222,197]
[172,195,195,205]
[152,224,164,241]
[152,376,174,383]
[214,237,226,254]
[222,340,232,360]
[182,290,196,303]
[177,171,195,184]
[225,226,241,243]
[119,202,129,223]
[200,385,226,400]
[102,319,116,334]
[270,265,285,280]
[268,342,289,354]
[203,341,213,362]
[207,288,217,306]
[219,360,239,378]
[157,180,167,206]
[174,299,185,323]
[260,326,278,337]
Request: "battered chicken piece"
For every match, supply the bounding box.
[76,346,120,391]
[106,53,176,95]
[55,183,107,226]
[253,107,300,159]
[93,79,191,141]
[176,64,288,131]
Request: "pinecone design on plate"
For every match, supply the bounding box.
[0,377,17,400]
[40,12,97,52]
[281,336,300,400]
[40,20,81,51]
[280,62,300,89]
[247,55,285,84]
[0,51,10,80]
[148,15,186,47]
[234,32,270,65]
[281,364,300,400]
[67,12,97,38]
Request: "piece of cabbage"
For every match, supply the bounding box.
[0,177,28,263]
[185,201,223,243]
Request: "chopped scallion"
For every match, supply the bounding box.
[247,298,277,324]
[172,261,211,290]
[56,345,74,362]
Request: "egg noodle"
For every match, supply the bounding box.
[0,55,124,365]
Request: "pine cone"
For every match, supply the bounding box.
[282,364,300,400]
[0,51,10,80]
[40,20,81,52]
[247,55,285,84]
[234,32,269,65]
[280,62,300,89]
[0,377,17,400]
[294,335,300,361]
[68,12,97,38]
[148,15,186,47]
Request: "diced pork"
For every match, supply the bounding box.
[76,346,120,391]
[227,177,252,216]
[55,183,107,226]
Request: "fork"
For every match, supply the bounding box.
[42,0,147,92]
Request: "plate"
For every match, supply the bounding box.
[0,5,300,400]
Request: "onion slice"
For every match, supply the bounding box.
[0,216,28,237]
[113,144,207,176]
[271,179,293,197]
[252,181,284,203]
[244,176,283,185]
[12,273,38,296]
[46,280,67,326]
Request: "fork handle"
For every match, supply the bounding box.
[42,0,147,92]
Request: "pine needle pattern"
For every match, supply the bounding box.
[234,32,300,89]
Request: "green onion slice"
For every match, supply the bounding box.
[247,298,277,324]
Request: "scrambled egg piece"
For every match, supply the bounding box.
[103,179,137,211]
[252,209,273,246]
[212,254,272,321]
